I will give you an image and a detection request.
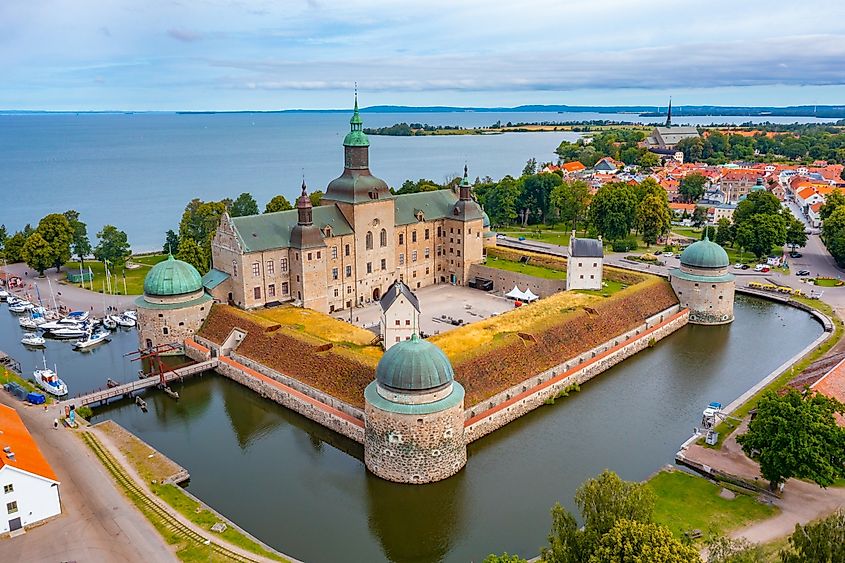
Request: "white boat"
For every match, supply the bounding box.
[50,324,90,339]
[19,316,39,330]
[0,289,9,301]
[8,301,31,314]
[123,310,137,321]
[65,310,90,322]
[34,355,67,397]
[102,316,118,330]
[114,314,136,328]
[21,333,46,347]
[74,329,110,350]
[39,317,85,331]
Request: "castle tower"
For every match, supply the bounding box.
[290,180,329,311]
[669,236,735,324]
[364,334,466,484]
[135,254,212,351]
[446,165,484,285]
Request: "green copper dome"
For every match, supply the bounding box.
[344,94,370,147]
[680,237,729,269]
[482,210,491,228]
[143,255,203,296]
[376,334,454,392]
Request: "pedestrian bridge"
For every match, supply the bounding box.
[62,359,218,408]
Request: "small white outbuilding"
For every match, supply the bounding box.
[379,280,421,350]
[567,233,604,291]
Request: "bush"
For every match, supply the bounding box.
[611,238,638,252]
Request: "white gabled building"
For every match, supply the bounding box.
[566,234,604,291]
[379,280,420,350]
[0,404,61,535]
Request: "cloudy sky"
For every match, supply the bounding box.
[3,0,845,110]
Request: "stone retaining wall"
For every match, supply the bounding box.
[469,264,566,296]
[463,305,688,443]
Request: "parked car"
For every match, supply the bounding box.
[653,251,663,256]
[789,251,803,258]
[740,264,750,270]
[733,263,744,269]
[797,269,811,276]
[518,236,526,241]
[663,252,674,258]
[754,264,765,271]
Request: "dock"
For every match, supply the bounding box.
[61,359,217,408]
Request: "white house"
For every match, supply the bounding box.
[379,280,420,350]
[0,404,61,535]
[567,234,603,291]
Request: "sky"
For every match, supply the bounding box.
[2,0,845,111]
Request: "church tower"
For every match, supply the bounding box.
[665,98,673,127]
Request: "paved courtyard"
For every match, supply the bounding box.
[331,284,514,337]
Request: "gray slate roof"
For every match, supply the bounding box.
[570,238,603,258]
[231,205,353,253]
[379,280,420,312]
[652,126,700,146]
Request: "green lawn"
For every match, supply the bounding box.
[496,226,583,247]
[484,255,568,280]
[814,277,844,287]
[648,470,777,539]
[62,254,168,295]
[575,279,627,298]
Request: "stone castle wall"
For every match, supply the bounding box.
[468,264,566,296]
[463,305,688,443]
[671,277,735,325]
[137,300,210,351]
[365,398,466,484]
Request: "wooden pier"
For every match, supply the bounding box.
[61,359,218,408]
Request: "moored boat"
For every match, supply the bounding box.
[74,329,110,350]
[49,324,90,339]
[65,310,90,322]
[102,316,118,330]
[34,355,67,397]
[21,333,46,347]
[114,314,136,328]
[19,316,39,330]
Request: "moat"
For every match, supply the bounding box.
[0,295,820,562]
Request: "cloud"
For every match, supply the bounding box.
[167,28,202,42]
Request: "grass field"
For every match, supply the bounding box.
[648,469,777,539]
[62,254,168,295]
[496,227,581,247]
[484,254,568,280]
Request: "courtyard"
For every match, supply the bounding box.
[330,283,515,337]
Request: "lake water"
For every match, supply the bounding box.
[67,296,821,562]
[0,111,835,252]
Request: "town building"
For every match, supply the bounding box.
[208,98,485,314]
[720,169,762,203]
[566,235,603,291]
[379,280,420,350]
[669,237,735,325]
[364,334,466,484]
[135,255,212,350]
[644,126,700,151]
[0,404,61,534]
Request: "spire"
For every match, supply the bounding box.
[665,97,672,127]
[459,163,471,200]
[297,178,313,226]
[350,86,362,129]
[343,88,369,148]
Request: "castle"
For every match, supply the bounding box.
[207,97,489,314]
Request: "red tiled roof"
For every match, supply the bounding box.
[0,404,59,482]
[562,161,586,172]
[812,358,845,426]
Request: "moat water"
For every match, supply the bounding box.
[0,296,824,561]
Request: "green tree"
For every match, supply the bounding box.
[3,231,27,263]
[63,210,92,267]
[0,224,6,251]
[691,207,707,228]
[637,151,660,168]
[589,520,700,563]
[637,193,672,246]
[482,176,522,226]
[785,218,808,252]
[230,192,259,217]
[737,389,845,490]
[733,191,782,226]
[714,218,734,247]
[523,157,538,176]
[819,190,845,221]
[310,190,324,206]
[822,207,845,266]
[679,173,708,203]
[178,198,227,269]
[551,180,591,232]
[177,236,208,274]
[21,232,53,276]
[706,536,765,563]
[542,503,590,563]
[264,195,294,213]
[163,229,180,255]
[35,213,73,272]
[93,225,131,267]
[519,172,562,225]
[589,183,638,240]
[735,214,787,260]
[483,553,529,563]
[781,509,845,563]
[575,470,655,540]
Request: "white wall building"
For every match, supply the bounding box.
[0,404,61,534]
[379,280,420,350]
[566,235,603,291]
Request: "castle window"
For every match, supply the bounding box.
[405,319,411,326]
[593,262,598,267]
[345,265,352,277]
[468,228,472,234]
[345,244,350,256]
[399,253,405,265]
[412,231,417,243]
[399,233,404,245]
[395,320,400,326]
[395,336,400,342]
[332,268,339,280]
[162,327,169,335]
[412,270,417,278]
[578,262,582,267]
[424,247,430,258]
[252,262,260,277]
[367,262,372,274]
[307,252,312,261]
[4,484,13,494]
[254,287,261,299]
[332,246,338,259]
[178,322,185,326]
[426,267,430,275]
[281,282,289,295]
[268,284,276,297]
[412,250,418,262]
[366,231,373,250]
[380,229,387,247]
[280,258,288,272]
[158,313,163,318]
[437,246,442,256]
[266,260,274,275]
[437,226,442,237]
[316,251,321,259]
[232,260,238,277]
[334,289,339,297]
[7,501,18,514]
[380,258,386,270]
[425,229,430,240]
[457,250,461,257]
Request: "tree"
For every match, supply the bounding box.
[735,214,787,260]
[820,190,845,221]
[523,158,538,176]
[551,180,591,232]
[638,193,672,246]
[177,236,207,274]
[163,229,180,255]
[691,207,707,228]
[3,231,27,263]
[714,218,734,247]
[575,470,655,540]
[589,520,700,563]
[483,553,528,563]
[63,210,92,267]
[93,225,131,267]
[21,232,53,276]
[482,176,522,226]
[822,207,845,266]
[679,173,708,203]
[35,213,73,272]
[706,536,765,563]
[310,190,324,207]
[178,198,227,270]
[265,195,294,213]
[0,224,6,251]
[781,509,845,563]
[785,218,808,252]
[229,192,259,217]
[638,151,660,168]
[542,503,590,563]
[589,183,638,240]
[733,191,782,226]
[736,389,845,490]
[519,173,562,225]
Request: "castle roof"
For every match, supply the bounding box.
[143,255,203,296]
[375,334,454,392]
[380,280,420,313]
[570,237,603,258]
[679,237,729,269]
[230,205,353,253]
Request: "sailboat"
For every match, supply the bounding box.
[34,353,68,397]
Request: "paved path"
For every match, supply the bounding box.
[0,395,175,562]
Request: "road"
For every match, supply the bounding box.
[0,395,175,562]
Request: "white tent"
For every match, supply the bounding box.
[522,288,539,302]
[505,286,527,300]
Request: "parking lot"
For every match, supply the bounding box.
[331,284,514,337]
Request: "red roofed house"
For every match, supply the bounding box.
[808,202,824,229]
[720,169,761,203]
[811,356,845,426]
[0,404,61,534]
[669,202,696,217]
[561,161,586,174]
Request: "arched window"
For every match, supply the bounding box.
[366,231,373,250]
[380,229,387,247]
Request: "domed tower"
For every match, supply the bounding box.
[669,237,735,324]
[364,334,466,484]
[135,254,212,350]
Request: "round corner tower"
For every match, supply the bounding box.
[669,237,735,325]
[364,334,466,484]
[135,254,212,350]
